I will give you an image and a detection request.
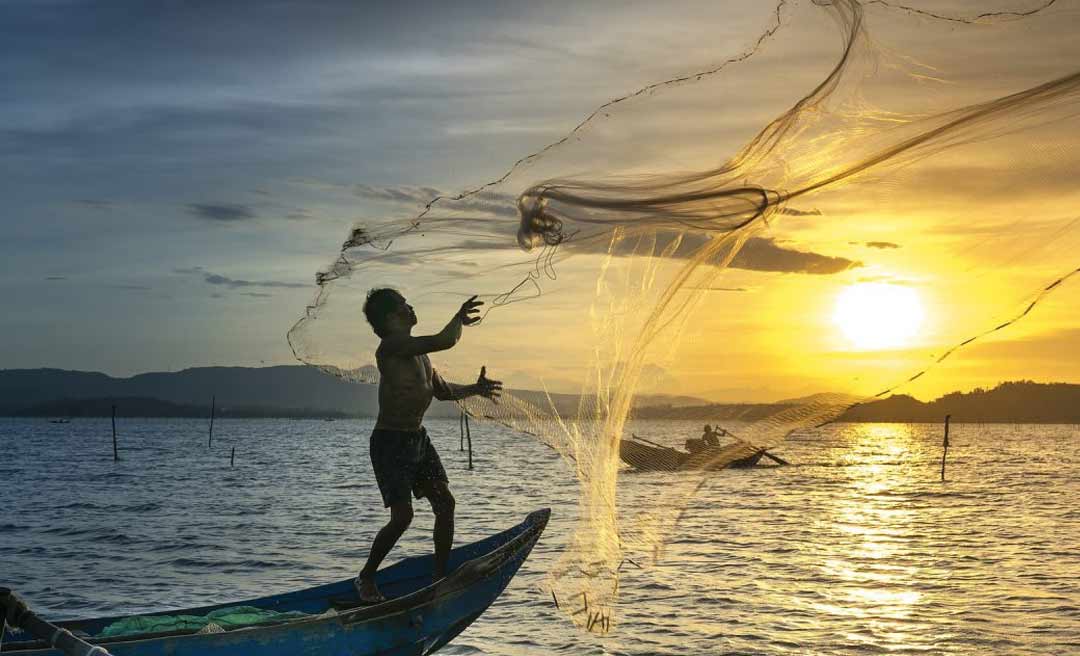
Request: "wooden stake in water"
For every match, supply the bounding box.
[940,414,951,481]
[230,446,236,468]
[208,395,216,449]
[459,411,465,451]
[111,404,118,462]
[465,412,473,470]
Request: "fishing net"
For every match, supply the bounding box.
[288,0,1080,633]
[97,606,314,638]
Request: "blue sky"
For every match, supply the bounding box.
[1,0,791,375]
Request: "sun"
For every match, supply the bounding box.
[833,282,925,350]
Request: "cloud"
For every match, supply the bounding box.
[45,276,67,281]
[73,199,114,210]
[186,203,257,222]
[352,184,518,218]
[449,230,859,274]
[864,241,900,249]
[175,266,307,289]
[203,273,306,289]
[353,184,442,205]
[346,184,859,274]
[731,237,860,274]
[779,207,821,216]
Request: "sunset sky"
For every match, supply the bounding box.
[3,0,1078,402]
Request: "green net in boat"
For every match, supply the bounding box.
[98,606,312,638]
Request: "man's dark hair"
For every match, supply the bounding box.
[364,288,402,338]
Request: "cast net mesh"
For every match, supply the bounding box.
[288,0,1080,632]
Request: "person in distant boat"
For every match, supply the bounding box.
[702,424,721,447]
[355,289,502,604]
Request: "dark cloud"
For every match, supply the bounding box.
[345,187,857,277]
[186,203,257,222]
[45,276,67,281]
[778,207,821,216]
[864,241,900,249]
[239,292,273,298]
[452,231,860,274]
[175,266,307,289]
[582,232,860,274]
[731,237,860,274]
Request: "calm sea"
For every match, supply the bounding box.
[1,418,1077,655]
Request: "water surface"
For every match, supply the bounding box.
[1,418,1076,654]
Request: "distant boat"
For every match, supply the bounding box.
[1,509,550,656]
[48,419,70,424]
[620,434,766,471]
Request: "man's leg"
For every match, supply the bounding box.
[356,501,413,601]
[422,481,456,580]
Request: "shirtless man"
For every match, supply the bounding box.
[355,288,502,603]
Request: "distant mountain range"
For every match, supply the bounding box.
[0,366,709,419]
[0,366,451,418]
[634,381,1080,424]
[2,369,1076,423]
[836,381,1080,423]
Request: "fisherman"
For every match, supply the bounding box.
[355,289,502,604]
[702,424,721,447]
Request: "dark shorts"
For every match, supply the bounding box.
[369,426,448,507]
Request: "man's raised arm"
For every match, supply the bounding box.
[382,296,482,357]
[433,366,503,402]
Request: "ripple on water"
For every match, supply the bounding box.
[1,418,1077,655]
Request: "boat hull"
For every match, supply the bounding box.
[620,438,764,472]
[2,509,550,656]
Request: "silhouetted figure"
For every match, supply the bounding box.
[702,424,721,447]
[355,289,502,604]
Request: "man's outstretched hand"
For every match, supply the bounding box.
[457,295,483,326]
[476,366,503,403]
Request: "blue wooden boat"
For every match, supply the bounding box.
[1,509,549,656]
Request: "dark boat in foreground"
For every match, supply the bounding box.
[1,509,549,656]
[620,435,767,471]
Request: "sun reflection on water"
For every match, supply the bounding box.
[812,423,929,646]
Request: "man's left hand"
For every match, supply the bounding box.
[476,366,503,403]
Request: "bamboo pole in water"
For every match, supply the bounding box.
[208,395,216,449]
[465,412,473,470]
[940,414,951,481]
[111,404,118,462]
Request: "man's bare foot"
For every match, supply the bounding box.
[354,576,387,604]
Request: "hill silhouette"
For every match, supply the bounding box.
[633,381,1080,423]
[0,366,707,419]
[836,381,1080,423]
